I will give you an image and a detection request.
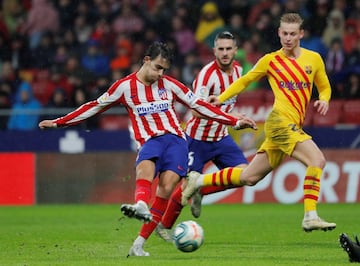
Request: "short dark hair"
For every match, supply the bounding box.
[144,42,173,63]
[214,31,237,46]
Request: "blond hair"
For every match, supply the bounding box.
[280,13,304,28]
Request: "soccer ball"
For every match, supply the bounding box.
[172,220,204,252]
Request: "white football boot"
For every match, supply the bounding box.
[120,200,152,223]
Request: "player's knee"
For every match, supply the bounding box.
[243,177,260,186]
[313,154,326,169]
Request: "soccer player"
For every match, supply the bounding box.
[155,31,251,241]
[38,42,257,256]
[181,13,337,232]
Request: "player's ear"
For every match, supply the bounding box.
[299,29,304,39]
[143,56,151,64]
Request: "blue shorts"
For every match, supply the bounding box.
[136,134,188,178]
[187,135,247,173]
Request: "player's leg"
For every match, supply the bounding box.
[291,139,336,232]
[156,181,184,242]
[129,135,188,255]
[157,136,210,235]
[182,152,272,205]
[129,170,180,256]
[191,136,249,217]
[120,159,154,223]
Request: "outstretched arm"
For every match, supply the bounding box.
[39,120,57,129]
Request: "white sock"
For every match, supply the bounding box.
[133,236,146,246]
[195,175,204,187]
[304,210,318,220]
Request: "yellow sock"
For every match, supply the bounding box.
[303,166,322,213]
[202,167,243,186]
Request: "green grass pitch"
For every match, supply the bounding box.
[0,203,357,265]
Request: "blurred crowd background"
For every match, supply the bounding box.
[0,0,359,131]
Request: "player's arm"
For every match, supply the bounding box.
[169,76,256,129]
[210,56,269,105]
[39,82,123,129]
[313,54,331,115]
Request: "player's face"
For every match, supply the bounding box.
[278,22,304,52]
[143,55,170,83]
[214,38,237,68]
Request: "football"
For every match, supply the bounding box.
[172,220,204,252]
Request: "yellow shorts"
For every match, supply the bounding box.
[258,111,311,168]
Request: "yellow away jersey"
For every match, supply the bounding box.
[219,48,331,126]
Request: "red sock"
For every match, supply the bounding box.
[200,185,235,195]
[135,179,152,204]
[139,196,168,239]
[161,186,183,229]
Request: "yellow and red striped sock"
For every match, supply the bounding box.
[303,166,322,213]
[202,167,243,186]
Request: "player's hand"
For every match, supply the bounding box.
[233,116,257,130]
[314,100,329,115]
[39,120,57,129]
[208,95,221,106]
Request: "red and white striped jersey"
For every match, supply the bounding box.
[185,60,243,141]
[54,72,238,149]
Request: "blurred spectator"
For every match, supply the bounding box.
[90,19,115,55]
[0,32,11,62]
[60,28,82,56]
[111,4,144,37]
[63,55,93,88]
[69,85,97,130]
[344,73,360,99]
[53,43,69,68]
[332,72,360,99]
[301,23,328,59]
[0,61,21,102]
[195,1,225,44]
[80,39,110,77]
[41,87,68,121]
[322,9,345,48]
[110,35,132,72]
[130,40,145,66]
[9,33,32,70]
[69,86,88,108]
[0,10,10,41]
[73,14,93,45]
[20,0,60,50]
[252,11,278,52]
[326,38,346,92]
[0,84,11,130]
[30,31,55,69]
[31,69,53,105]
[8,81,41,130]
[55,0,77,30]
[181,52,202,87]
[170,15,197,58]
[305,0,329,37]
[325,38,345,75]
[348,0,360,32]
[145,0,173,38]
[343,19,359,55]
[345,39,360,73]
[227,13,250,44]
[44,87,68,108]
[48,65,73,100]
[246,0,275,27]
[2,0,26,35]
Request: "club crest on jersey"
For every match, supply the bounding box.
[304,66,312,74]
[158,87,168,100]
[98,92,109,103]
